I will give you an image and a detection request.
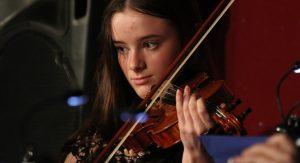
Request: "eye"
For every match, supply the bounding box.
[115,46,129,55]
[143,41,158,50]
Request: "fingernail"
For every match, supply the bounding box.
[184,85,190,93]
[176,88,181,96]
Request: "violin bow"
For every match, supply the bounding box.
[93,0,235,162]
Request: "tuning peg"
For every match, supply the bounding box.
[228,98,242,112]
[237,107,252,122]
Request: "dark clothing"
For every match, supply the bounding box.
[61,125,183,163]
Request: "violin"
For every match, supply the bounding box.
[93,0,251,162]
[123,72,251,152]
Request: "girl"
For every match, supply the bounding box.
[62,0,214,162]
[61,0,298,162]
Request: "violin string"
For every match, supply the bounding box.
[165,84,181,95]
[160,84,183,102]
[171,84,182,90]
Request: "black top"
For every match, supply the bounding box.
[61,125,183,163]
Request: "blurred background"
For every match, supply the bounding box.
[0,0,299,162]
[224,0,300,135]
[0,0,103,162]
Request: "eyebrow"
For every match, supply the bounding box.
[113,34,163,44]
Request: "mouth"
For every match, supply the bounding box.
[131,75,152,85]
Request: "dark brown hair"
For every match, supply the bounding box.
[88,0,204,138]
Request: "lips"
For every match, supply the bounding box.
[131,75,152,85]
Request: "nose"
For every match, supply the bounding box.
[129,49,146,72]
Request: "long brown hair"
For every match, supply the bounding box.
[88,0,211,138]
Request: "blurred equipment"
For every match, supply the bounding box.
[0,0,91,162]
[276,61,300,122]
[275,61,300,136]
[275,61,300,157]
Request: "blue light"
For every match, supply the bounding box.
[120,112,133,122]
[135,112,148,123]
[120,112,148,123]
[67,95,88,107]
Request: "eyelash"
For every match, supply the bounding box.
[143,41,158,49]
[115,46,128,54]
[114,41,159,54]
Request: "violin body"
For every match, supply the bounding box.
[122,72,248,153]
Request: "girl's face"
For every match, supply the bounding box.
[111,8,181,99]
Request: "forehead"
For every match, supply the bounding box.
[111,8,176,41]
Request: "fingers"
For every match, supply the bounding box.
[176,86,213,135]
[176,86,216,162]
[182,85,194,133]
[176,87,184,128]
[189,94,206,135]
[266,133,296,155]
[242,144,293,163]
[232,144,294,163]
[230,134,297,163]
[196,98,214,130]
[231,154,275,163]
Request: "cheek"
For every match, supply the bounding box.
[160,39,181,66]
[118,55,127,74]
[161,48,180,66]
[156,48,180,76]
[153,52,177,75]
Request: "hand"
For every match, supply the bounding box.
[230,133,298,163]
[176,85,214,163]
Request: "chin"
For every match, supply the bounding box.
[135,86,151,99]
[136,92,147,99]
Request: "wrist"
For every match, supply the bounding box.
[182,147,213,163]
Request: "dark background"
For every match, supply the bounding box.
[224,0,300,135]
[0,0,104,162]
[0,0,299,162]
